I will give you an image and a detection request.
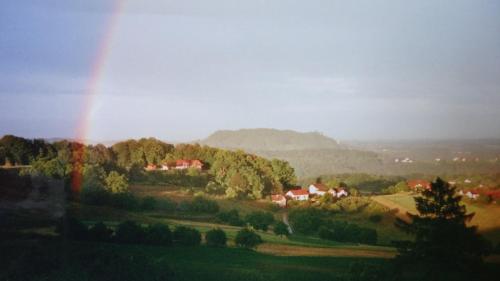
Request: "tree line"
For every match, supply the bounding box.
[60,217,263,249]
[1,135,297,199]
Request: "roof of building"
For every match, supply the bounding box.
[407,179,431,189]
[310,183,329,191]
[287,189,309,196]
[271,194,286,201]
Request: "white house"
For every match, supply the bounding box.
[271,194,287,207]
[308,183,328,196]
[328,188,348,198]
[285,189,309,201]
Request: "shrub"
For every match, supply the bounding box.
[288,208,324,234]
[216,209,245,226]
[245,211,275,231]
[56,217,88,240]
[205,228,227,247]
[115,221,145,244]
[145,223,172,246]
[156,198,177,212]
[320,220,378,245]
[88,222,113,242]
[205,181,226,195]
[80,186,110,206]
[104,171,129,193]
[141,196,157,211]
[381,181,409,194]
[188,196,219,213]
[273,221,290,237]
[368,214,382,223]
[110,192,139,210]
[173,226,201,246]
[235,228,263,249]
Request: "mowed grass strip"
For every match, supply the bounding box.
[257,243,396,258]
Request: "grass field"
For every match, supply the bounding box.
[372,192,500,243]
[0,238,398,281]
[72,202,395,258]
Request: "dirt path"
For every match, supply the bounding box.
[282,212,293,234]
[257,243,396,258]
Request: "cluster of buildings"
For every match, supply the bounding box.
[271,183,349,207]
[407,179,500,202]
[394,157,414,163]
[145,159,204,171]
[457,189,500,201]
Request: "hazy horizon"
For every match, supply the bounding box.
[1,0,500,141]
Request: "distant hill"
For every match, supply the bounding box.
[200,129,500,177]
[200,129,384,177]
[201,129,342,151]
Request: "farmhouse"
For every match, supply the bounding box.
[407,179,431,190]
[145,164,157,171]
[160,163,175,170]
[285,189,309,201]
[271,194,287,207]
[328,188,348,198]
[458,189,480,200]
[308,183,328,196]
[175,159,204,170]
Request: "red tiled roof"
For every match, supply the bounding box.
[271,194,286,201]
[287,189,309,196]
[176,159,191,165]
[311,183,328,191]
[407,180,431,189]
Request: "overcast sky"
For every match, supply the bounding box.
[1,0,499,142]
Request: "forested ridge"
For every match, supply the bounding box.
[0,135,296,199]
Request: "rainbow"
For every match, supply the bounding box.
[71,0,124,193]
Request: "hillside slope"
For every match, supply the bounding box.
[201,128,341,151]
[201,129,382,177]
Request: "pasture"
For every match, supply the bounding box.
[372,192,500,243]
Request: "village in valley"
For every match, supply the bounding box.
[142,158,500,207]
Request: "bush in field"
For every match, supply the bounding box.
[288,208,324,234]
[273,221,290,237]
[368,214,383,223]
[141,196,157,211]
[55,217,88,240]
[187,196,219,213]
[205,181,226,195]
[235,228,263,249]
[382,181,409,194]
[88,222,113,242]
[145,223,172,246]
[80,186,110,206]
[110,192,139,210]
[205,228,227,247]
[104,171,129,193]
[319,220,378,245]
[156,198,177,212]
[245,211,275,231]
[115,221,145,244]
[216,209,245,226]
[173,226,201,246]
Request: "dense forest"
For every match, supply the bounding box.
[0,135,296,199]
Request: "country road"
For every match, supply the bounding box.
[282,211,293,234]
